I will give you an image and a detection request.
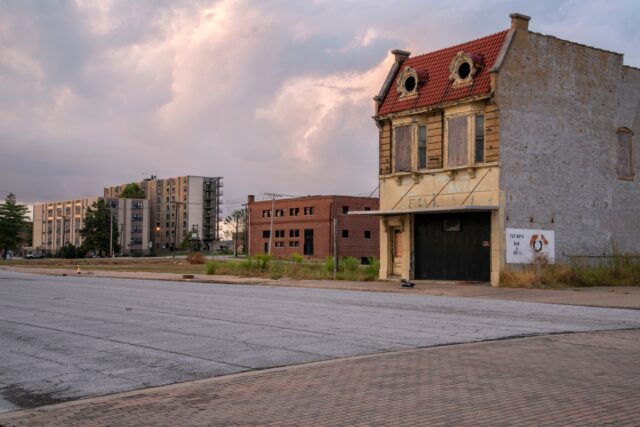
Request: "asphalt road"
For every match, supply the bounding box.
[1,270,639,412]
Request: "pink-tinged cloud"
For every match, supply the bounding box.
[1,0,639,213]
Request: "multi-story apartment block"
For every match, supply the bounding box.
[247,195,379,263]
[33,197,100,254]
[32,197,150,255]
[105,175,223,252]
[106,198,150,256]
[363,13,639,285]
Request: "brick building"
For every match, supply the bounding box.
[247,195,379,263]
[359,13,639,285]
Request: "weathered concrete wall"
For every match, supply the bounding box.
[496,30,640,261]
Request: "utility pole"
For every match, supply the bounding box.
[333,217,338,278]
[242,203,249,256]
[264,193,284,255]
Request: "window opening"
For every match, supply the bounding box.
[418,125,427,169]
[475,115,485,163]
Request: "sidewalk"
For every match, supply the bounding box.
[1,329,638,426]
[3,265,640,309]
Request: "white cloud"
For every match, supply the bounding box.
[0,0,638,211]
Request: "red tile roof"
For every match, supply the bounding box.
[377,30,509,116]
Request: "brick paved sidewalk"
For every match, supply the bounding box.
[2,329,639,426]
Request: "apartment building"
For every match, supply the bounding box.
[33,197,100,254]
[105,175,223,252]
[247,195,379,263]
[32,197,150,255]
[106,198,150,256]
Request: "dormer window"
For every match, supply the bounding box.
[396,66,426,99]
[449,51,483,88]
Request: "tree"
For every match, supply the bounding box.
[180,226,202,253]
[224,208,247,257]
[80,199,119,257]
[0,193,29,259]
[58,243,79,259]
[120,183,145,199]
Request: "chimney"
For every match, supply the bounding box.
[509,13,531,31]
[391,49,411,63]
[247,195,255,204]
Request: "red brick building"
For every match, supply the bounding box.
[247,195,379,263]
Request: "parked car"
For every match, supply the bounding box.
[25,252,43,259]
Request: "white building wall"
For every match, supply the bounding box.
[187,176,204,240]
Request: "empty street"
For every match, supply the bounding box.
[1,270,639,414]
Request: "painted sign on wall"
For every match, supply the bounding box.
[506,228,555,264]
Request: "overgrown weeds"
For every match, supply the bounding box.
[187,252,205,265]
[501,252,640,288]
[201,255,380,281]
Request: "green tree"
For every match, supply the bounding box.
[180,226,202,252]
[0,193,29,259]
[224,208,247,257]
[58,243,79,259]
[120,183,145,199]
[80,199,119,257]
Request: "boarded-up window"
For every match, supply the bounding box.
[617,129,633,179]
[447,116,468,167]
[394,125,412,172]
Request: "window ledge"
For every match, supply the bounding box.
[381,161,499,180]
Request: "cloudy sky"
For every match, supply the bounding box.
[1,0,639,214]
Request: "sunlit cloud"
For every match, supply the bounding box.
[0,0,638,212]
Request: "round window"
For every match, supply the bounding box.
[404,76,416,92]
[457,62,471,79]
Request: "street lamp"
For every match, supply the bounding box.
[109,206,114,258]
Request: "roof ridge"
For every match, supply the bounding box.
[408,29,510,61]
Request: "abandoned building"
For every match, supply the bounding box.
[247,195,379,263]
[357,13,639,285]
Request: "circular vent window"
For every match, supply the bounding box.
[457,62,471,79]
[404,76,416,92]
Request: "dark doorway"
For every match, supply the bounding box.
[264,242,268,253]
[414,212,491,281]
[303,229,314,255]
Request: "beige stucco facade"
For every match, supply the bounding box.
[377,101,503,285]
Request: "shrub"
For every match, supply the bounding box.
[325,256,335,274]
[290,253,304,264]
[205,261,219,275]
[187,252,205,264]
[341,257,359,273]
[270,261,284,279]
[364,257,380,280]
[241,257,254,270]
[255,254,272,271]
